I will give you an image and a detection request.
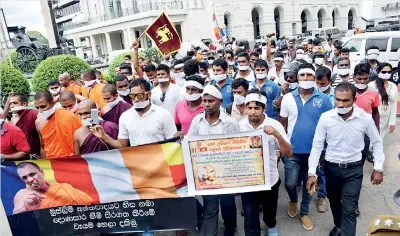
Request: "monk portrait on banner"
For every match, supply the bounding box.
[13,162,93,214]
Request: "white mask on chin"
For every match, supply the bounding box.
[354,83,367,90]
[289,82,299,89]
[233,94,246,105]
[49,88,61,95]
[133,100,150,109]
[118,89,130,97]
[10,106,27,113]
[299,81,316,89]
[318,85,331,92]
[238,65,250,71]
[107,97,123,109]
[256,73,268,80]
[185,93,201,101]
[158,77,170,83]
[84,80,96,87]
[336,106,353,115]
[39,106,56,120]
[212,74,227,82]
[337,68,350,76]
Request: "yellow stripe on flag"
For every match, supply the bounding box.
[161,143,184,166]
[15,160,57,185]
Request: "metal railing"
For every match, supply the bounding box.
[61,0,202,31]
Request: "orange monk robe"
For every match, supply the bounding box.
[64,83,82,95]
[39,183,93,209]
[40,109,82,159]
[81,83,107,109]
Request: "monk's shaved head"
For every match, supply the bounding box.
[58,72,71,81]
[17,162,46,191]
[59,90,76,102]
[102,84,118,96]
[17,162,41,171]
[34,91,53,103]
[79,99,97,110]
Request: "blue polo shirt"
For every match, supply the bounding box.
[290,88,333,154]
[220,77,233,109]
[251,79,281,120]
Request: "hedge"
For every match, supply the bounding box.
[0,63,30,103]
[0,50,17,67]
[31,55,91,92]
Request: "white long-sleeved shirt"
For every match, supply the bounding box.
[308,105,385,175]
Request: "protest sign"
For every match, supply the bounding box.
[1,141,196,235]
[182,130,271,196]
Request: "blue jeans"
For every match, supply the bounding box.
[282,154,311,216]
[317,166,327,198]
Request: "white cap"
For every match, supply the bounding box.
[202,85,222,99]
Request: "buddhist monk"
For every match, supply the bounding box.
[81,70,107,109]
[101,84,132,125]
[59,90,79,114]
[48,80,62,108]
[113,75,133,104]
[73,99,119,154]
[59,72,81,95]
[34,91,82,159]
[13,162,93,214]
[2,93,41,156]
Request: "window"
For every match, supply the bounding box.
[94,4,98,15]
[391,38,400,52]
[343,38,362,52]
[366,38,389,52]
[332,28,339,34]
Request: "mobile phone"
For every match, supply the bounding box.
[91,109,99,126]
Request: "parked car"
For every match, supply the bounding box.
[309,27,342,41]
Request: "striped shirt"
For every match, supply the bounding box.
[331,74,355,88]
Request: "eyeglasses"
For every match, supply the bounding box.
[160,91,166,102]
[129,92,148,100]
[380,71,392,74]
[287,75,296,79]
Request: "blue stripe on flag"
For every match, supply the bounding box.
[1,162,26,216]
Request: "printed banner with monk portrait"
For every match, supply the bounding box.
[145,11,182,56]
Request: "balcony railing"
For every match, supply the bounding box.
[61,0,202,31]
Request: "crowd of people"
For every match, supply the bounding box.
[0,34,399,236]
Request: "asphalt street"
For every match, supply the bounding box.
[1,120,399,236]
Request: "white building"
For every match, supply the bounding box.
[41,0,362,60]
[360,1,400,26]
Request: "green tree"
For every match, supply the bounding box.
[0,63,30,103]
[27,31,49,45]
[31,55,90,91]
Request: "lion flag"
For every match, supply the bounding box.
[145,12,181,56]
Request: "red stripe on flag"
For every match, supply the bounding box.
[213,13,216,21]
[51,156,100,204]
[397,86,400,117]
[169,164,187,190]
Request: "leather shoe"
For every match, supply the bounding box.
[329,226,341,236]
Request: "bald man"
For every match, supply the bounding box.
[81,70,107,109]
[73,99,119,154]
[34,91,82,159]
[13,162,93,214]
[59,91,79,114]
[59,72,81,95]
[101,84,132,125]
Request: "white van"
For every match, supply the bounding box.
[310,27,341,40]
[342,32,400,69]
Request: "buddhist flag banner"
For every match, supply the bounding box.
[0,141,196,235]
[182,130,272,196]
[145,11,182,56]
[212,7,222,40]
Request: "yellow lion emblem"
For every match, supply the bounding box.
[156,25,173,44]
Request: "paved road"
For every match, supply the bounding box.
[1,121,399,236]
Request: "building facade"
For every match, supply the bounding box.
[41,0,362,60]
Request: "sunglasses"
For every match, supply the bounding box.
[380,71,391,74]
[129,92,148,100]
[160,91,166,102]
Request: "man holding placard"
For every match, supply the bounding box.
[239,89,292,236]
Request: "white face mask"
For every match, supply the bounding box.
[185,93,201,101]
[299,81,316,89]
[84,80,96,87]
[338,68,350,76]
[127,75,134,81]
[172,71,185,81]
[355,83,367,90]
[118,89,130,97]
[158,77,170,83]
[378,73,391,80]
[296,54,304,60]
[10,106,27,113]
[233,94,246,105]
[69,102,79,113]
[49,87,61,95]
[336,106,353,115]
[228,61,235,66]
[212,74,227,82]
[256,73,267,80]
[238,65,249,71]
[318,84,330,92]
[314,58,324,66]
[133,99,150,109]
[208,60,214,65]
[40,106,56,120]
[82,118,93,127]
[107,97,122,109]
[289,82,299,89]
[366,54,379,60]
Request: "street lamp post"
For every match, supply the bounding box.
[48,0,61,48]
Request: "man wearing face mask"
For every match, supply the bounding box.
[113,75,133,104]
[90,78,176,148]
[2,93,40,156]
[47,80,63,109]
[171,59,186,87]
[81,69,107,109]
[274,63,300,113]
[59,72,81,95]
[199,61,210,79]
[144,64,158,88]
[161,55,172,68]
[59,91,79,115]
[151,64,183,116]
[232,52,256,82]
[252,60,281,120]
[268,53,285,85]
[212,59,233,108]
[332,58,354,88]
[225,78,249,121]
[295,47,306,62]
[361,46,381,80]
[316,67,335,106]
[34,91,82,159]
[225,50,237,77]
[313,52,329,71]
[280,64,332,231]
[101,84,132,125]
[73,99,119,154]
[307,82,385,236]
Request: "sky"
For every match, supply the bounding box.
[0,0,47,36]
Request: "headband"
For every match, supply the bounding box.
[245,93,267,105]
[174,63,184,69]
[274,57,284,61]
[367,49,379,55]
[185,80,204,89]
[296,49,305,54]
[298,68,316,76]
[203,85,222,99]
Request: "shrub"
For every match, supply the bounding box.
[140,47,162,65]
[0,63,30,103]
[31,55,91,92]
[108,51,132,79]
[0,50,17,67]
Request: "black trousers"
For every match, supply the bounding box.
[325,161,363,236]
[241,179,281,236]
[202,194,237,236]
[362,135,370,165]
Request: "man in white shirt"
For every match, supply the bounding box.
[151,64,183,116]
[225,78,249,122]
[232,52,256,82]
[187,84,238,236]
[239,89,292,236]
[268,53,285,86]
[306,82,385,236]
[91,78,176,148]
